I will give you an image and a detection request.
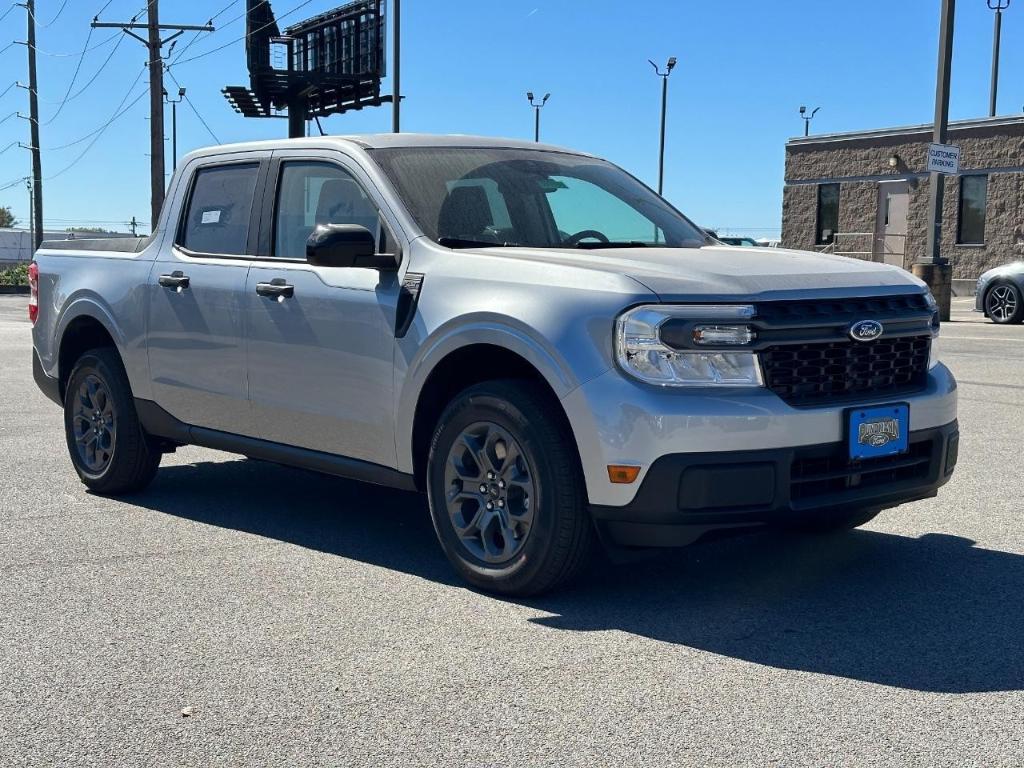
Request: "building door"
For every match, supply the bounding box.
[874,181,910,268]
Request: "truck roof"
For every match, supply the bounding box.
[182,133,594,161]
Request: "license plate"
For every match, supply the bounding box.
[848,404,909,460]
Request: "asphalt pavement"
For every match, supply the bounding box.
[1,294,1022,767]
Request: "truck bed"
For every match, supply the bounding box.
[39,236,151,254]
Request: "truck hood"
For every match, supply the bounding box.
[468,244,927,302]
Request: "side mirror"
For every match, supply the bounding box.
[305,224,396,270]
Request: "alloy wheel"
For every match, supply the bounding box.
[443,421,537,564]
[987,284,1019,322]
[71,373,116,474]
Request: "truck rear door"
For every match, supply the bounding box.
[146,155,267,436]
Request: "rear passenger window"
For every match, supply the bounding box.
[179,163,259,255]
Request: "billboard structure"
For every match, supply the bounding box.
[223,0,391,137]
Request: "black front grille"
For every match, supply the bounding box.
[791,438,935,503]
[761,335,930,406]
[756,294,932,325]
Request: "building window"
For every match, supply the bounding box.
[957,175,987,245]
[815,183,840,245]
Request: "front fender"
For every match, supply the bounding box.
[393,314,609,474]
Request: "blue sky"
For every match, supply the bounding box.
[0,0,1021,236]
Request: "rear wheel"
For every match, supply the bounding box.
[985,282,1024,324]
[63,348,161,494]
[777,507,882,534]
[426,380,594,596]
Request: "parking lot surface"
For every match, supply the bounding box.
[1,294,1022,767]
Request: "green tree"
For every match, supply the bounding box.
[0,207,17,228]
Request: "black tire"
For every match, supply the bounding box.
[426,379,594,596]
[776,507,882,534]
[984,281,1024,324]
[63,347,161,494]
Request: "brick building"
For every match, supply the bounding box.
[781,116,1024,280]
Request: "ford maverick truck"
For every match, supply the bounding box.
[30,134,959,595]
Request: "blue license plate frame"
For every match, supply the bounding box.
[847,403,909,460]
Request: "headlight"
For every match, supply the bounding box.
[615,305,764,387]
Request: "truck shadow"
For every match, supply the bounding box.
[136,457,1023,695]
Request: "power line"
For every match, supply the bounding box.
[165,68,219,143]
[41,26,94,125]
[42,66,147,150]
[167,0,244,67]
[0,3,15,23]
[36,85,148,184]
[19,31,123,57]
[168,0,314,69]
[27,0,70,28]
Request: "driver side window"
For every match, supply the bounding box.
[274,162,384,259]
[545,175,664,244]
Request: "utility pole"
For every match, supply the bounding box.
[392,0,400,132]
[649,57,677,196]
[988,0,1010,117]
[129,216,138,236]
[92,4,213,231]
[916,0,955,322]
[25,0,43,251]
[526,92,550,142]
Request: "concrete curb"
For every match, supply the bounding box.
[0,285,29,294]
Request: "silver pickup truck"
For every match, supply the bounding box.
[29,134,959,595]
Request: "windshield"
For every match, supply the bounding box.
[367,147,708,249]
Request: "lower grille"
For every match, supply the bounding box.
[791,438,935,503]
[761,335,930,406]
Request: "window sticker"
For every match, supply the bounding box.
[201,209,222,225]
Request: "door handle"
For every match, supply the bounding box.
[158,271,190,292]
[255,278,294,300]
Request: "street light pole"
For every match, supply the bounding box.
[988,0,1010,117]
[163,86,185,171]
[649,57,677,196]
[526,92,550,142]
[799,105,820,137]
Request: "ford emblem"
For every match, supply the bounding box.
[849,319,884,342]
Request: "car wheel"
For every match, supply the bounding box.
[985,281,1024,324]
[64,347,161,494]
[776,507,882,534]
[426,379,594,596]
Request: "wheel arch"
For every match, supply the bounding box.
[57,310,122,402]
[407,342,585,493]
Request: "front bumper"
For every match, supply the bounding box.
[562,362,958,507]
[592,420,959,547]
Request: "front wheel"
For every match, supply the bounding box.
[426,380,594,596]
[985,281,1024,324]
[63,347,161,494]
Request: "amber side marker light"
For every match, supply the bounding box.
[607,465,641,484]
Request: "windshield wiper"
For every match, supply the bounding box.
[573,241,650,249]
[438,237,518,249]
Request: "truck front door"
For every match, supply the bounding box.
[146,157,265,436]
[244,155,400,468]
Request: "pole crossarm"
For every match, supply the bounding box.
[90,21,214,48]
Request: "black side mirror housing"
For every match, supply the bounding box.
[305,224,397,270]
